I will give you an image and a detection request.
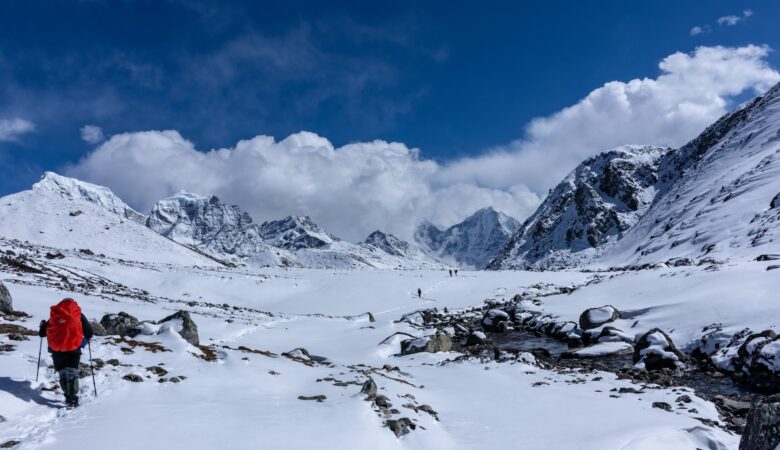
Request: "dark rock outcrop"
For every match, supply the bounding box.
[0,282,12,314]
[740,395,780,450]
[400,333,452,355]
[100,312,142,338]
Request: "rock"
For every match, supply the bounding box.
[731,330,780,393]
[100,312,142,337]
[374,395,392,408]
[482,309,510,332]
[79,248,95,256]
[665,257,693,267]
[768,265,780,271]
[676,394,692,404]
[386,417,416,438]
[366,312,376,323]
[400,333,452,355]
[0,282,12,314]
[465,330,488,347]
[123,374,144,382]
[146,366,168,376]
[756,254,780,261]
[1,440,21,449]
[159,311,199,346]
[633,328,684,371]
[360,378,377,399]
[771,193,780,209]
[652,402,672,412]
[298,395,326,402]
[90,319,107,336]
[739,394,780,450]
[578,305,620,330]
[45,252,65,260]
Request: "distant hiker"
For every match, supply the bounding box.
[417,288,422,298]
[449,269,452,277]
[455,269,459,276]
[38,298,94,407]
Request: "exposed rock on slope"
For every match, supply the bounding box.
[147,192,281,266]
[488,146,670,270]
[415,207,520,269]
[259,216,337,250]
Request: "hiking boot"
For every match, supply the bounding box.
[65,395,79,408]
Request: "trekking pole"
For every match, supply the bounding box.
[35,336,43,382]
[88,340,98,397]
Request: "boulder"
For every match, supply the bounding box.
[465,330,488,347]
[386,418,416,438]
[578,305,620,330]
[100,312,142,338]
[360,378,377,398]
[771,193,780,209]
[0,282,12,314]
[90,319,107,336]
[633,328,684,371]
[400,333,452,355]
[740,394,780,450]
[732,331,780,393]
[159,311,199,346]
[482,309,510,332]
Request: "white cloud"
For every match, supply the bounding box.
[66,130,541,241]
[0,118,35,142]
[80,125,105,144]
[689,25,710,36]
[434,45,780,194]
[717,9,753,26]
[66,45,780,242]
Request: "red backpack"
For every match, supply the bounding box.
[47,299,84,352]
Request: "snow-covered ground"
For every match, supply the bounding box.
[1,247,755,449]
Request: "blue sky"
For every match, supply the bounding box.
[1,1,779,239]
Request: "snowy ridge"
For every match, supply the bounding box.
[33,172,146,223]
[415,207,520,269]
[259,216,338,250]
[488,146,670,270]
[602,82,780,266]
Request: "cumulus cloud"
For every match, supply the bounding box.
[0,118,35,142]
[434,45,780,194]
[66,45,780,242]
[717,9,753,26]
[80,125,105,144]
[66,130,541,241]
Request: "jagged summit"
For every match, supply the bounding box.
[259,215,338,250]
[33,172,145,222]
[488,145,671,270]
[147,192,280,265]
[415,207,520,269]
[362,230,411,257]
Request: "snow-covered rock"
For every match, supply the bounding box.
[415,207,520,269]
[34,172,146,223]
[578,305,621,330]
[488,146,670,270]
[633,328,684,371]
[158,311,199,347]
[100,312,142,338]
[400,333,453,355]
[481,309,510,332]
[147,192,281,266]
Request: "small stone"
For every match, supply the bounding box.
[146,366,168,376]
[122,374,144,382]
[652,402,672,412]
[386,417,416,438]
[298,395,326,402]
[360,378,377,399]
[676,394,692,404]
[374,395,392,409]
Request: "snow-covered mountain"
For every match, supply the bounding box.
[415,207,520,269]
[0,173,219,266]
[488,145,671,270]
[34,172,146,223]
[491,81,780,270]
[601,81,780,267]
[147,193,282,266]
[359,230,442,268]
[259,216,338,250]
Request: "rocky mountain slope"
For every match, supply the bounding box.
[415,207,520,269]
[147,192,282,266]
[488,146,671,270]
[491,81,780,270]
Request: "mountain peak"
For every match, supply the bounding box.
[259,215,337,250]
[362,230,410,257]
[33,172,145,222]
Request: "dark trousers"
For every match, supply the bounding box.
[51,349,81,371]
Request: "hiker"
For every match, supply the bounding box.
[449,269,452,277]
[417,288,422,298]
[455,269,459,276]
[38,298,94,407]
